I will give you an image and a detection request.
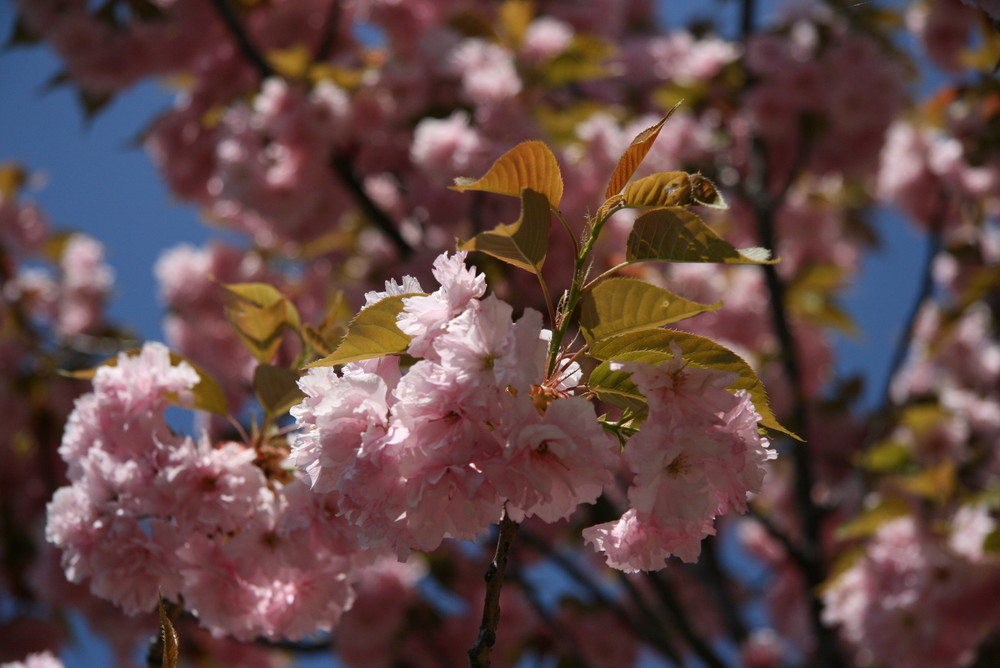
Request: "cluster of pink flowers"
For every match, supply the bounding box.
[822,512,1000,668]
[291,251,619,555]
[744,6,907,179]
[583,352,776,571]
[45,343,363,640]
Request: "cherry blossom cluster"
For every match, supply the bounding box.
[45,343,363,641]
[584,355,775,571]
[291,252,615,554]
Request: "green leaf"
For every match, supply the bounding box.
[254,365,306,417]
[834,496,909,540]
[588,329,798,440]
[452,141,564,209]
[458,188,551,274]
[589,350,673,414]
[306,293,422,367]
[158,594,179,668]
[604,103,680,199]
[859,439,911,473]
[222,282,302,364]
[577,277,719,344]
[64,349,228,416]
[626,207,776,265]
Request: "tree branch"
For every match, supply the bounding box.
[205,0,275,80]
[468,512,519,668]
[330,152,413,258]
[313,0,342,62]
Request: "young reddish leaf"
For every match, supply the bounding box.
[458,188,551,274]
[452,141,564,209]
[604,103,680,199]
[577,277,719,344]
[588,329,799,440]
[158,594,179,668]
[689,173,727,208]
[254,364,306,417]
[64,349,228,416]
[306,293,423,368]
[626,207,777,265]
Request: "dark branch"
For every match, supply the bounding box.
[314,0,341,62]
[206,0,275,80]
[644,572,728,668]
[330,152,413,258]
[468,512,519,668]
[519,528,682,663]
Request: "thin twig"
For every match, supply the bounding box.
[518,528,682,663]
[644,572,728,668]
[330,152,413,258]
[206,0,275,80]
[313,0,341,62]
[468,512,520,668]
[615,572,685,664]
[699,535,749,644]
[506,564,594,668]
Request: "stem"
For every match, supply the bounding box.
[206,0,275,80]
[553,207,580,258]
[468,512,520,668]
[546,213,611,374]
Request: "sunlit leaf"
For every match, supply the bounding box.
[254,364,306,417]
[306,293,423,367]
[543,34,616,85]
[620,172,693,209]
[859,439,911,473]
[577,277,719,344]
[64,349,228,415]
[458,188,551,274]
[452,141,564,209]
[899,461,955,503]
[499,0,534,46]
[589,350,673,414]
[834,496,909,540]
[625,207,777,265]
[158,594,179,668]
[223,282,302,364]
[267,44,312,79]
[0,163,26,200]
[604,103,680,199]
[588,329,798,440]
